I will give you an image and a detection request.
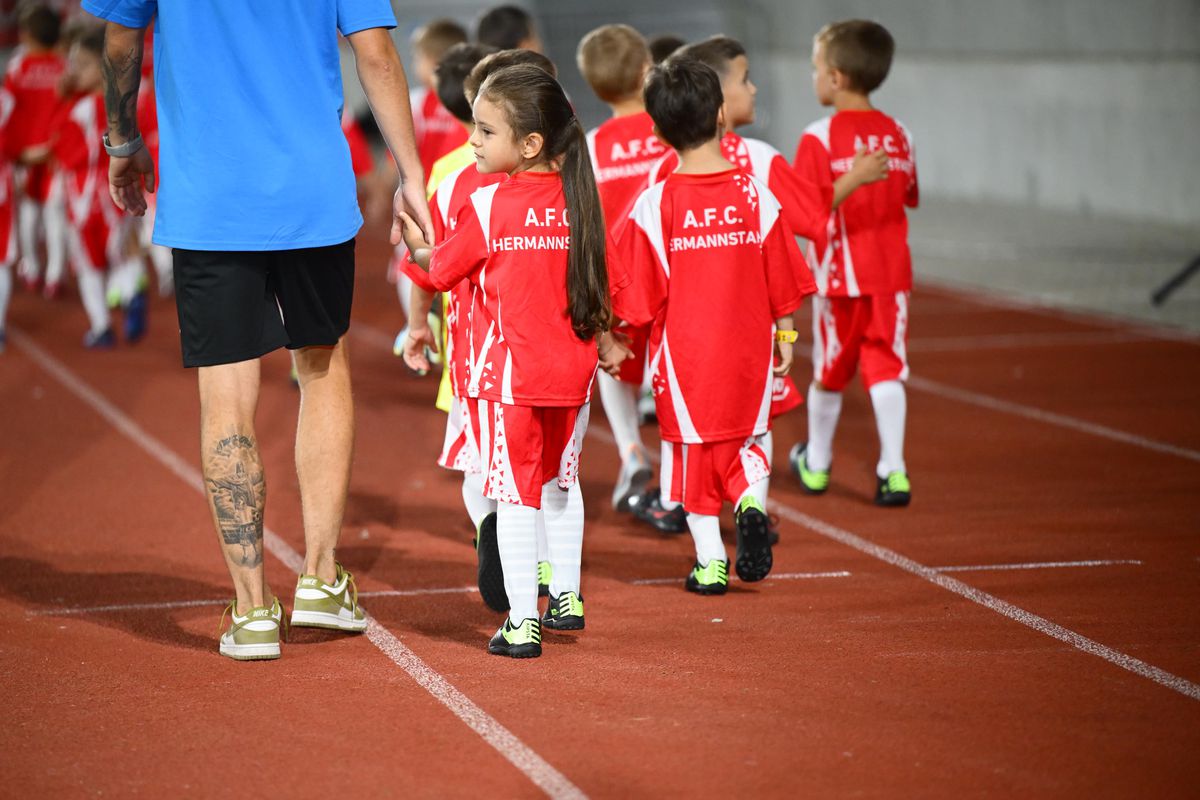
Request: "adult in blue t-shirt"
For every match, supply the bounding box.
[83,0,435,662]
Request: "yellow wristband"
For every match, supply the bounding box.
[775,330,798,344]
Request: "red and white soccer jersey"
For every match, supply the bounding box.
[0,87,16,266]
[411,86,469,181]
[3,48,66,203]
[793,109,918,298]
[427,169,628,407]
[649,131,831,242]
[614,168,811,445]
[52,94,125,273]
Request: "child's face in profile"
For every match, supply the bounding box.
[470,95,524,174]
[68,45,103,94]
[811,41,836,106]
[720,55,756,128]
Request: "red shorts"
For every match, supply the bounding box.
[468,398,589,508]
[662,435,771,516]
[614,323,650,385]
[0,164,15,264]
[19,163,53,204]
[438,396,481,474]
[812,292,910,392]
[770,374,803,419]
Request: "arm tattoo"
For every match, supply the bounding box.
[101,40,143,139]
[205,434,266,568]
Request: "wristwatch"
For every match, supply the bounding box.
[102,132,144,158]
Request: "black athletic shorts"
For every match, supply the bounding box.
[173,239,355,368]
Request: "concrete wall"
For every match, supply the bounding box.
[375,0,1200,226]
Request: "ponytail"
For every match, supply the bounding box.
[479,65,611,341]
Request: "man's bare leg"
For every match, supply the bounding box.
[293,338,354,583]
[198,358,272,614]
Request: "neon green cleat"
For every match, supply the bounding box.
[537,560,552,598]
[875,470,912,507]
[789,442,830,494]
[542,591,584,631]
[488,617,542,658]
[290,562,368,632]
[684,559,729,595]
[218,597,283,661]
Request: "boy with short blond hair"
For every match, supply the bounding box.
[787,20,919,507]
[576,23,666,514]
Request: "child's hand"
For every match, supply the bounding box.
[597,331,634,377]
[397,212,433,260]
[849,147,889,186]
[773,340,794,376]
[402,321,439,375]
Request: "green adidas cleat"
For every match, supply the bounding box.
[684,559,729,595]
[290,562,367,632]
[218,597,283,661]
[488,617,542,658]
[542,591,584,631]
[537,560,552,598]
[789,442,830,494]
[875,470,912,507]
[734,496,773,582]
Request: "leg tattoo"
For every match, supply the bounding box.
[206,434,266,567]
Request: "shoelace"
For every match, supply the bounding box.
[217,599,287,641]
[887,473,909,492]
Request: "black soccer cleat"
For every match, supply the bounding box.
[734,499,773,582]
[474,512,509,612]
[630,488,688,534]
[541,591,585,631]
[874,471,912,507]
[488,617,542,658]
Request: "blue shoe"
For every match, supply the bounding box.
[123,291,148,342]
[83,329,116,349]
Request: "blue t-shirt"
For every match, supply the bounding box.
[81,0,396,251]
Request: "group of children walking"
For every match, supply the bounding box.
[1,3,167,353]
[395,9,919,658]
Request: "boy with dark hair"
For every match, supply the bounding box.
[788,20,919,507]
[614,57,815,595]
[4,2,67,297]
[576,23,665,513]
[639,33,887,535]
[647,33,685,64]
[475,5,541,52]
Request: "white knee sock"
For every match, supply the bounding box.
[806,384,843,471]
[396,271,412,321]
[597,371,644,463]
[659,439,680,510]
[17,198,41,279]
[0,264,11,331]
[542,480,584,597]
[497,501,538,625]
[759,431,773,507]
[43,194,67,286]
[686,513,727,566]
[869,379,907,478]
[460,471,495,531]
[76,264,110,335]
[535,511,549,563]
[737,476,769,511]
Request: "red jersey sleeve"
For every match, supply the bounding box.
[427,199,488,292]
[761,215,810,318]
[605,229,631,299]
[768,155,831,241]
[793,134,832,195]
[905,143,919,209]
[51,115,88,173]
[612,212,667,327]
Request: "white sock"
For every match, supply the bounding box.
[542,480,584,597]
[806,384,843,471]
[869,380,907,478]
[759,431,773,507]
[659,439,680,510]
[76,263,110,335]
[497,501,539,625]
[17,198,41,279]
[460,471,495,531]
[738,476,769,511]
[150,244,172,288]
[43,194,67,286]
[535,510,548,562]
[597,371,644,462]
[396,271,412,322]
[0,264,11,331]
[686,513,726,566]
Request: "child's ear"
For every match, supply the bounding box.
[522,131,545,160]
[716,106,727,137]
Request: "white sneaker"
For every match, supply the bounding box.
[218,597,283,661]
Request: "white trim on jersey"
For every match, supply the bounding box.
[746,174,780,242]
[470,182,501,250]
[739,137,783,181]
[585,128,600,178]
[753,338,774,436]
[501,354,514,405]
[660,332,700,442]
[837,207,861,297]
[893,290,911,381]
[630,180,670,276]
[803,116,833,151]
[435,163,470,230]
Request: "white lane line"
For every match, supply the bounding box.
[360,586,477,598]
[768,502,1200,701]
[27,598,229,616]
[904,373,1200,464]
[586,426,1199,701]
[9,328,587,800]
[933,559,1143,573]
[902,330,1150,352]
[632,570,851,586]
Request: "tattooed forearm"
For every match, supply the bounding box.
[205,434,266,568]
[100,30,144,140]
